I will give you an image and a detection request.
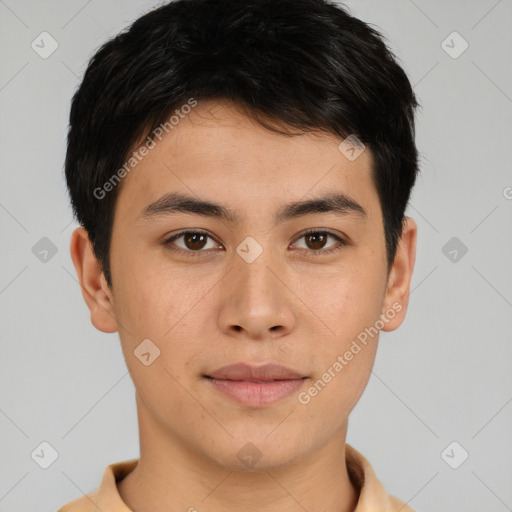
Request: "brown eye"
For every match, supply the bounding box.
[293,230,347,255]
[164,231,221,255]
[183,232,208,250]
[304,232,328,250]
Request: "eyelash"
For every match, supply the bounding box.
[163,229,348,257]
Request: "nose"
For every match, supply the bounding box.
[217,243,296,341]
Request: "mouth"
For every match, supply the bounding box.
[203,363,308,407]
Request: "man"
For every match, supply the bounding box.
[60,0,419,510]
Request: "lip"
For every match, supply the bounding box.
[204,363,308,407]
[206,363,306,381]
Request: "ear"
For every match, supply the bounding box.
[70,227,118,333]
[380,217,417,332]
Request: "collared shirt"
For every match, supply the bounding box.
[58,444,414,511]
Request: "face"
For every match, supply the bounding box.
[72,100,416,471]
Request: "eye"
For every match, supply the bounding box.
[164,230,222,255]
[292,230,348,255]
[163,229,348,257]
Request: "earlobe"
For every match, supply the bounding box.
[380,217,417,332]
[70,227,118,333]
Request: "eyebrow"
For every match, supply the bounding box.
[138,191,366,223]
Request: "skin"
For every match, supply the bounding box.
[71,99,416,512]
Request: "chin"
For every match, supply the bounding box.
[200,434,312,473]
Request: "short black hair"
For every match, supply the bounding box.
[65,0,420,287]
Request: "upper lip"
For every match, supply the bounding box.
[206,363,306,381]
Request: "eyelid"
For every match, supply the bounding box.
[163,229,223,256]
[290,228,349,254]
[293,227,346,241]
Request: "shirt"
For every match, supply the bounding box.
[58,444,414,511]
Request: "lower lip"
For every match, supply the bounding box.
[207,378,307,407]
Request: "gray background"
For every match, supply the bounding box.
[1,0,511,510]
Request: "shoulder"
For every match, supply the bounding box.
[345,444,416,512]
[57,458,138,511]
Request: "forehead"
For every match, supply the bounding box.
[113,100,380,224]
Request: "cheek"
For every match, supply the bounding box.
[294,263,384,407]
[299,342,377,422]
[296,262,385,340]
[111,255,218,376]
[112,250,194,334]
[111,262,202,415]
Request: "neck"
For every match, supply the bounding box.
[118,392,358,512]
